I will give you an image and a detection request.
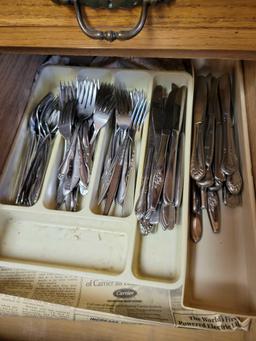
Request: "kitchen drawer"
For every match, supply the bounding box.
[0,55,256,338]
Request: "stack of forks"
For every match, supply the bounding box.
[57,80,148,213]
[56,79,115,211]
[97,86,148,215]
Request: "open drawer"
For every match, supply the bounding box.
[0,57,255,318]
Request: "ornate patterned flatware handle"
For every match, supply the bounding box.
[52,0,168,41]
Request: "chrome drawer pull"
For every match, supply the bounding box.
[52,0,168,42]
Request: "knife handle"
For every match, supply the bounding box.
[149,133,169,211]
[191,181,202,243]
[222,113,238,175]
[135,146,154,220]
[207,190,220,233]
[190,124,205,181]
[160,202,176,230]
[163,130,179,204]
[191,212,203,243]
[116,137,131,206]
[226,168,243,195]
[103,163,123,215]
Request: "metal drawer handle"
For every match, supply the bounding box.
[53,0,150,42]
[75,0,149,41]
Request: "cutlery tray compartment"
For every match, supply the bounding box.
[132,72,193,284]
[0,65,194,290]
[183,61,256,317]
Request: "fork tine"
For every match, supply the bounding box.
[137,99,147,130]
[131,92,148,130]
[82,80,90,108]
[91,80,98,108]
[86,81,93,108]
[131,94,141,126]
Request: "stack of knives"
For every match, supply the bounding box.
[190,74,243,243]
[135,84,187,235]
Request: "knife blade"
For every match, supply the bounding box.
[151,85,165,136]
[190,76,207,181]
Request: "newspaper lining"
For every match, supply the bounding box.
[0,267,250,331]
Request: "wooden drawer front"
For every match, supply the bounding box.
[1,1,256,58]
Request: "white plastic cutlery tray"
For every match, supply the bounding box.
[0,65,194,290]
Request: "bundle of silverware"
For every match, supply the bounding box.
[97,87,148,215]
[190,74,243,243]
[135,84,187,235]
[56,80,148,212]
[16,93,59,206]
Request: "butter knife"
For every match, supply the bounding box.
[148,86,178,212]
[163,86,186,205]
[219,74,238,175]
[146,85,165,212]
[190,76,207,181]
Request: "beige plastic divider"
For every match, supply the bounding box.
[0,65,193,290]
[183,61,256,317]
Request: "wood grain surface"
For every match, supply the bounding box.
[1,0,256,58]
[0,54,46,173]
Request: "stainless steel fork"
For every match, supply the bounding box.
[76,79,98,193]
[90,83,115,145]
